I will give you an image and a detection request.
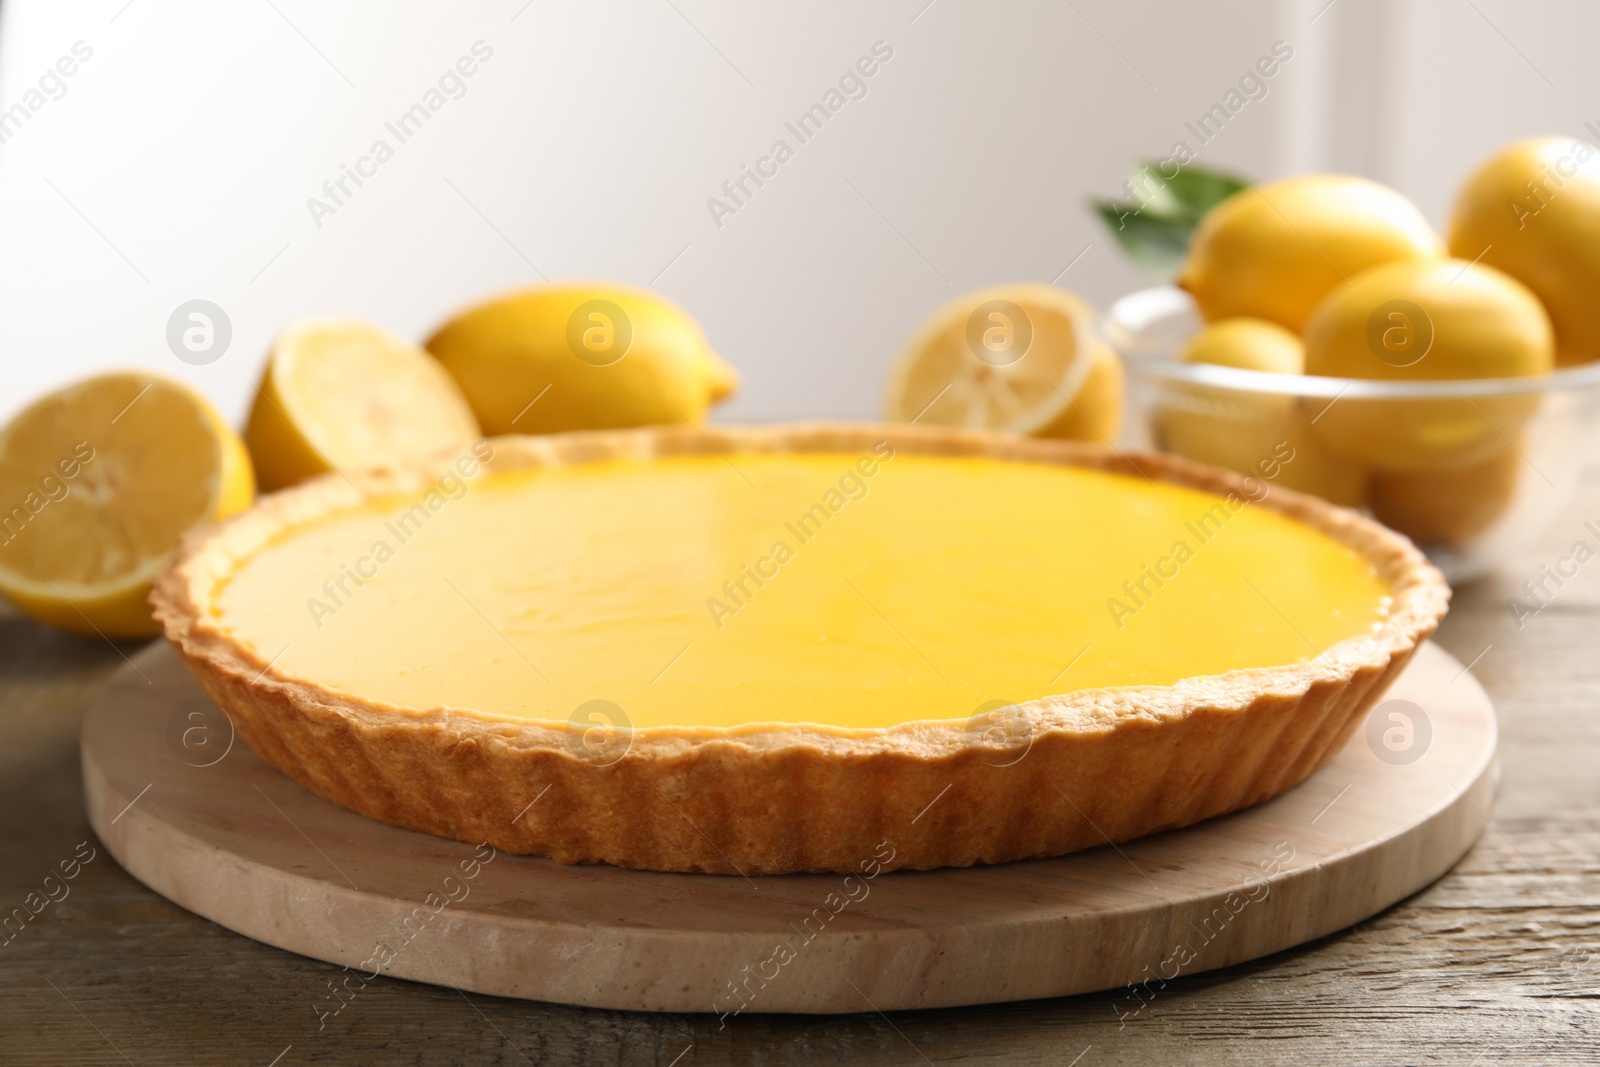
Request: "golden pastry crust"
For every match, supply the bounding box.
[151,423,1450,874]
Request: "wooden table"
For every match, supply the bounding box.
[3,473,1597,1066]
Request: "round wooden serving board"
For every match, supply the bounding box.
[84,640,1496,1015]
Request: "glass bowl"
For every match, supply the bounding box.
[1103,286,1600,583]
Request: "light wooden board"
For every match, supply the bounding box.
[81,639,1497,1015]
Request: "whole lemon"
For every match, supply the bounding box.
[1304,258,1552,381]
[1179,175,1444,333]
[1448,136,1600,366]
[426,284,738,435]
[1178,317,1304,374]
[1369,446,1523,546]
[1154,319,1366,506]
[1303,258,1553,470]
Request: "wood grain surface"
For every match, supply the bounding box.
[80,641,1494,1015]
[3,469,1600,1064]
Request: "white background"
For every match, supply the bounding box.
[1,0,1596,427]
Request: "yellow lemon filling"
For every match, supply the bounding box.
[211,451,1392,730]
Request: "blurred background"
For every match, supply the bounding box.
[2,0,1596,426]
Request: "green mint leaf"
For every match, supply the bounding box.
[1091,162,1254,278]
[1146,163,1250,222]
[1090,201,1194,279]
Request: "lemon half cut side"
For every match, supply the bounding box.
[884,284,1101,436]
[0,372,254,637]
[247,317,482,492]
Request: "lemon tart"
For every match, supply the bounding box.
[152,425,1448,874]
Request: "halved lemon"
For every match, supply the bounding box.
[247,317,481,492]
[884,284,1109,439]
[0,372,254,637]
